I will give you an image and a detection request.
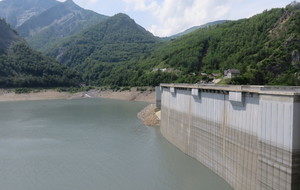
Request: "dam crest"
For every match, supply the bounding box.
[158,84,300,190]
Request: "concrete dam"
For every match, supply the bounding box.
[158,84,300,190]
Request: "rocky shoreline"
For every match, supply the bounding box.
[0,88,155,103]
[137,104,161,126]
[0,89,72,102]
[0,88,159,126]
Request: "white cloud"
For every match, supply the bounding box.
[122,0,159,11]
[75,0,99,5]
[123,0,231,37]
[86,0,98,3]
[157,0,232,36]
[213,5,230,19]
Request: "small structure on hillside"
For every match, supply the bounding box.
[152,68,168,72]
[224,69,240,78]
[211,73,221,78]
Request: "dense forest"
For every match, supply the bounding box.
[0,43,82,87]
[1,2,300,88]
[43,13,163,86]
[44,13,160,66]
[0,18,20,54]
[143,4,300,86]
[0,19,81,88]
[66,3,300,87]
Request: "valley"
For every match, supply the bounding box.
[0,0,300,88]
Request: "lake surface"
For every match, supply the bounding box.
[0,98,233,190]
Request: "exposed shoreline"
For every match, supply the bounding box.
[0,88,159,126]
[0,88,155,103]
[0,89,72,102]
[137,104,161,127]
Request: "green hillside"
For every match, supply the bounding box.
[57,3,300,87]
[2,2,300,87]
[150,4,300,85]
[107,3,300,86]
[17,0,108,51]
[44,13,161,86]
[0,19,81,88]
[163,20,228,40]
[0,18,21,54]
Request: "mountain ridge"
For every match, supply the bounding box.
[0,18,82,88]
[1,1,300,87]
[138,4,300,86]
[73,3,300,87]
[164,20,229,40]
[16,0,109,51]
[0,0,59,27]
[45,13,160,67]
[0,18,22,54]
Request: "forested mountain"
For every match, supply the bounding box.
[0,19,81,88]
[0,0,59,28]
[71,2,300,87]
[164,20,228,40]
[44,13,161,85]
[1,1,300,87]
[46,13,160,66]
[17,0,108,51]
[0,18,21,54]
[146,3,300,85]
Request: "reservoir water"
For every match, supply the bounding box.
[0,98,233,190]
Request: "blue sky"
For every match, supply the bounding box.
[61,0,293,37]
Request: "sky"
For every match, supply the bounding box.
[45,0,299,37]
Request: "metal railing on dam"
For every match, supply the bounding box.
[158,84,300,190]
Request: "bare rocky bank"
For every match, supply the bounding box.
[0,88,159,126]
[0,89,72,102]
[137,104,161,126]
[0,88,155,103]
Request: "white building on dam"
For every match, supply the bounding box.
[158,84,300,190]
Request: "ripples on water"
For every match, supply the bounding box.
[0,99,232,190]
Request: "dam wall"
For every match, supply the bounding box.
[159,84,300,190]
